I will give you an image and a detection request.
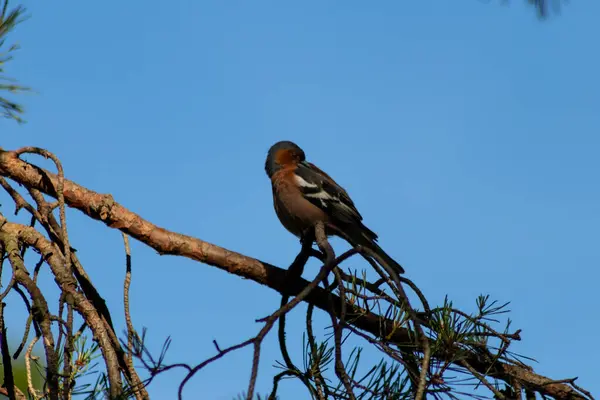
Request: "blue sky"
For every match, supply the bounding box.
[3,0,599,398]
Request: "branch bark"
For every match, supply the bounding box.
[0,148,588,400]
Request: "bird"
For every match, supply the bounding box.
[265,140,404,275]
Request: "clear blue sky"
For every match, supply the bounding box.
[4,0,599,398]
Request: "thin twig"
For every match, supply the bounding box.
[277,234,312,376]
[570,378,595,400]
[315,223,355,400]
[177,338,255,400]
[25,335,41,400]
[460,360,505,399]
[122,232,146,400]
[305,303,328,399]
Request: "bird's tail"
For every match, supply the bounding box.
[367,239,405,275]
[338,224,405,275]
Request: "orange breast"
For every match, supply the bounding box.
[271,168,329,237]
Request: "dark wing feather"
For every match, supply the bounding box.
[295,161,367,227]
[295,162,401,273]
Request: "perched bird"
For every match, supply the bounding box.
[265,140,404,275]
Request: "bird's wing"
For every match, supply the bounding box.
[294,161,365,226]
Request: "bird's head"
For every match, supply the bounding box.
[265,141,306,178]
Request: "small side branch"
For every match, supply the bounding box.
[122,233,147,400]
[25,336,41,400]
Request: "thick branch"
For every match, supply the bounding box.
[0,148,587,399]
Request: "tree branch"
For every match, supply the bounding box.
[0,148,589,399]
